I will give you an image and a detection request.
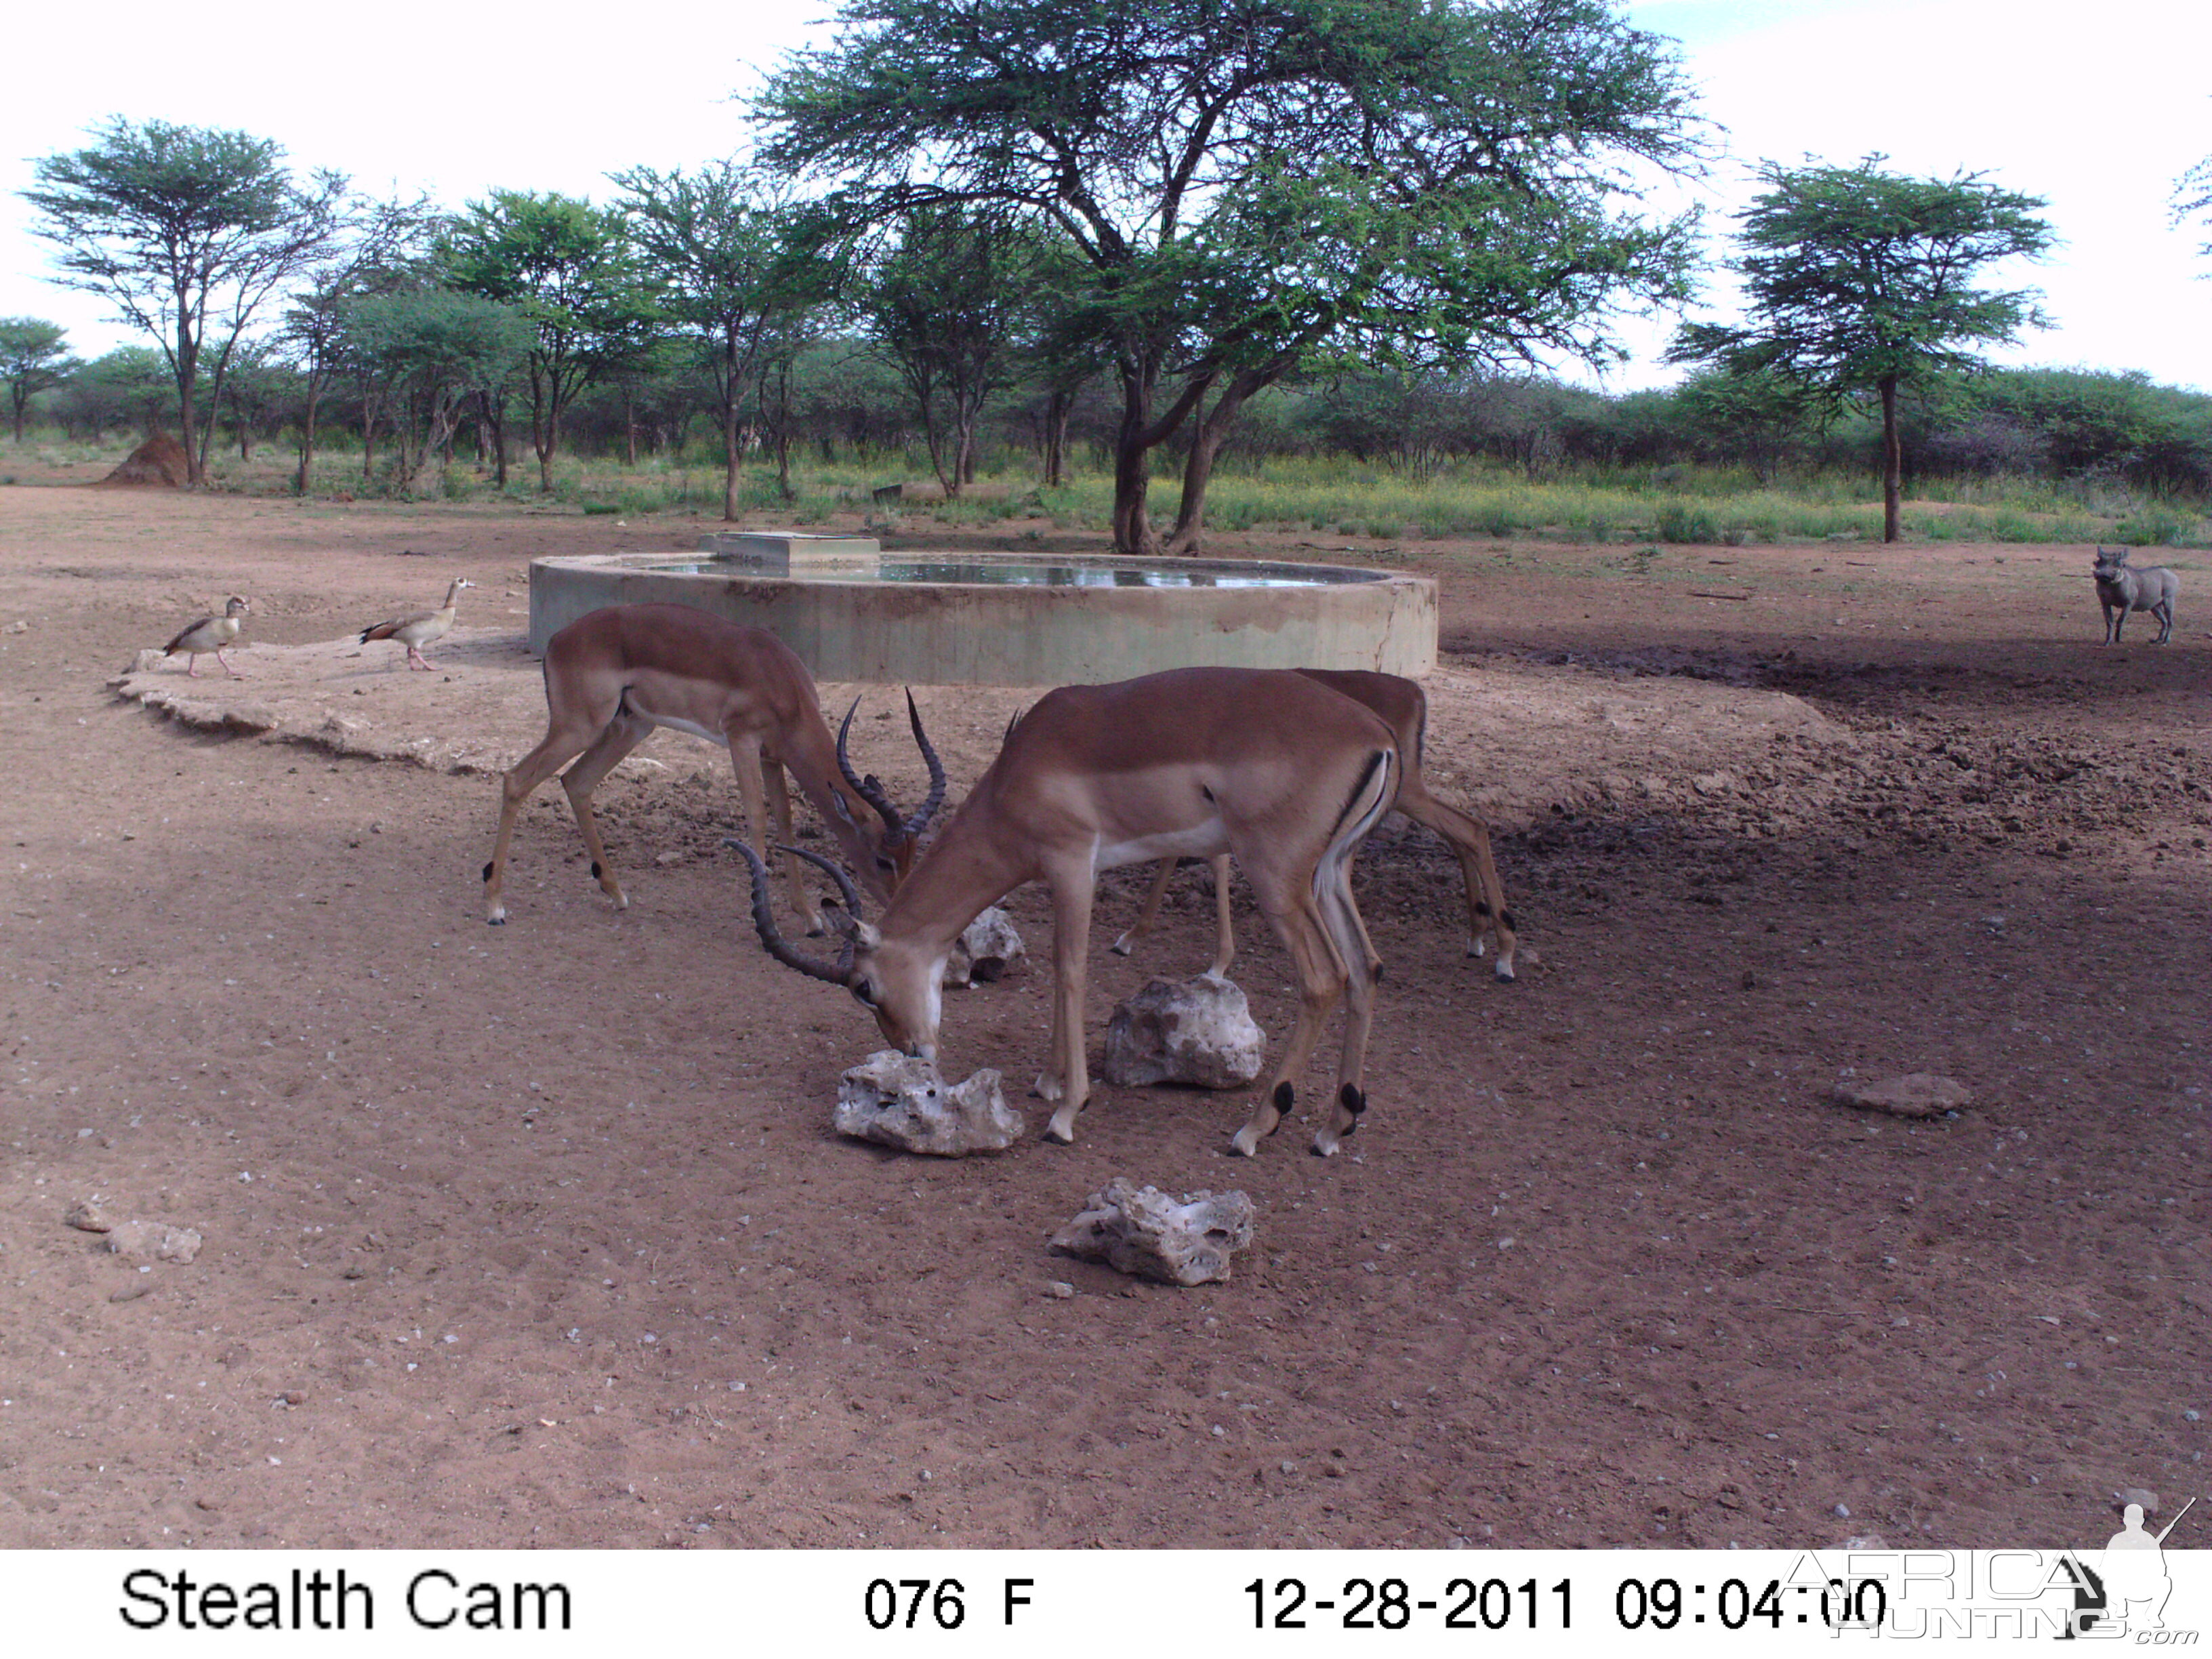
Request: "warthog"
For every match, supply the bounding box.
[2092,546,2179,645]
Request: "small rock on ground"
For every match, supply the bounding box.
[834,1051,1024,1155]
[104,1221,203,1264]
[943,907,1026,988]
[1050,1178,1256,1286]
[1831,1072,1970,1119]
[1101,975,1265,1089]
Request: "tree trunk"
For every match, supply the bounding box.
[483,390,509,490]
[1163,373,1267,555]
[174,323,204,488]
[530,363,557,493]
[296,385,322,495]
[722,393,742,523]
[1043,389,1070,489]
[1879,374,1902,544]
[1110,359,1159,556]
[12,391,26,445]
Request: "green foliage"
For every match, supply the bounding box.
[47,346,175,440]
[861,208,1042,497]
[0,317,81,441]
[1673,364,1823,483]
[1670,154,2053,541]
[762,0,1708,550]
[20,119,352,479]
[441,190,661,489]
[1671,155,2053,398]
[611,162,833,516]
[2112,504,2204,547]
[1654,501,1719,543]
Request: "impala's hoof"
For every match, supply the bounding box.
[487,914,507,926]
[1229,1128,1261,1158]
[1109,936,1134,957]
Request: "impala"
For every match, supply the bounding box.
[740,666,1401,1157]
[1113,668,1518,981]
[482,603,943,927]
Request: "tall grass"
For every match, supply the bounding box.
[15,429,2205,546]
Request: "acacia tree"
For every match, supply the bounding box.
[2175,122,2212,263]
[21,119,350,484]
[339,290,532,493]
[281,195,436,493]
[611,163,821,518]
[861,208,1040,497]
[443,191,660,491]
[0,319,81,443]
[760,0,1702,554]
[1669,155,2053,543]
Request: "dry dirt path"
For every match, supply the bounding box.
[0,482,2205,1550]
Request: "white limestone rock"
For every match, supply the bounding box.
[834,1051,1023,1155]
[1049,1178,1256,1286]
[1101,975,1265,1088]
[942,906,1026,988]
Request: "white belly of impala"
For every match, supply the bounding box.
[1094,819,1228,873]
[639,710,724,744]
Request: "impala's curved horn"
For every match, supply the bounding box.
[726,840,856,986]
[902,689,947,840]
[835,697,904,841]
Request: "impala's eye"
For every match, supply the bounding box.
[851,980,879,1009]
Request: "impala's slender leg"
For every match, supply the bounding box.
[1112,855,1237,978]
[1203,855,1235,979]
[1312,868,1380,1157]
[722,733,823,937]
[1111,859,1179,958]
[756,753,826,935]
[485,705,621,924]
[1040,861,1098,1143]
[1231,890,1348,1157]
[1391,787,1515,979]
[558,712,655,911]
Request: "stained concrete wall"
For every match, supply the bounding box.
[527,555,1437,687]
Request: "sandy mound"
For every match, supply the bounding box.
[98,432,193,488]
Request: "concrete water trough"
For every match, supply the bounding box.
[527,533,1436,687]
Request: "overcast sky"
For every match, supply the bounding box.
[2,0,2205,392]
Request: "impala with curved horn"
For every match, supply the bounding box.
[1113,668,1517,981]
[482,602,943,926]
[738,666,1401,1158]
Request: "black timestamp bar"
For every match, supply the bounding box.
[1613,1576,1890,1631]
[1247,1576,1572,1631]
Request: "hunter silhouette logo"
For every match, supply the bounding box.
[2062,1495,2197,1639]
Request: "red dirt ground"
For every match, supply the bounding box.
[0,479,2205,1551]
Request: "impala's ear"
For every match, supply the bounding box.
[855,920,883,951]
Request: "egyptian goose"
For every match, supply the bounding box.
[163,596,250,678]
[360,578,474,670]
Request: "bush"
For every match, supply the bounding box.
[1655,501,1720,544]
[2112,505,2205,547]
